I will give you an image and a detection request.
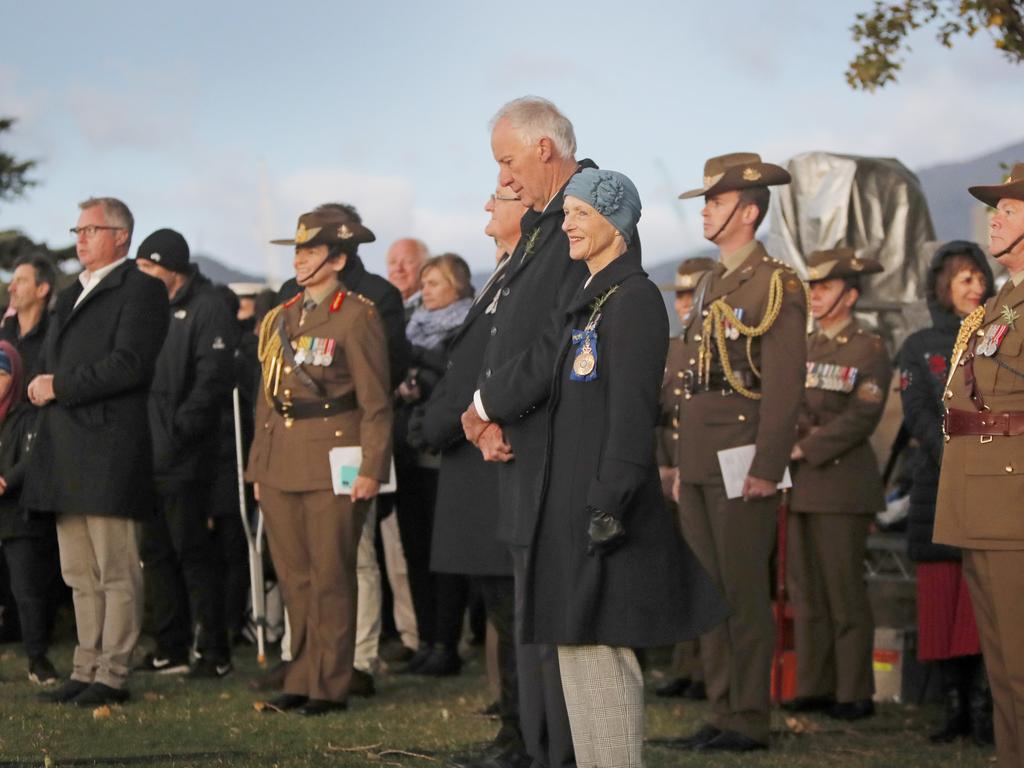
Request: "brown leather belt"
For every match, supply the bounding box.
[944,407,1024,437]
[274,392,357,421]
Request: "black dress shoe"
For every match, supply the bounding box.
[654,677,691,697]
[417,647,462,677]
[459,753,532,768]
[398,645,434,674]
[296,699,348,716]
[248,661,289,692]
[664,724,721,750]
[826,699,875,721]
[38,679,90,704]
[684,680,707,700]
[260,693,308,712]
[695,730,768,752]
[350,669,376,697]
[72,682,130,707]
[782,695,835,713]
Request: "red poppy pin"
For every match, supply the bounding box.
[927,354,947,379]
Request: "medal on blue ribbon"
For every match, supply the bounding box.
[570,329,599,381]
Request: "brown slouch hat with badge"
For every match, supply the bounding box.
[271,209,376,248]
[678,152,791,200]
[659,256,717,292]
[968,163,1024,207]
[805,247,883,282]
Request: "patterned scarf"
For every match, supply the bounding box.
[406,297,473,349]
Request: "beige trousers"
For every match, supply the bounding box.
[964,550,1024,768]
[557,645,645,768]
[261,486,364,702]
[56,514,143,689]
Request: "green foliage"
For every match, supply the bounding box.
[847,0,1024,90]
[0,229,75,277]
[0,117,37,203]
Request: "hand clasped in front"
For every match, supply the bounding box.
[461,403,514,463]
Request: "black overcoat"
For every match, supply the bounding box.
[22,261,170,519]
[485,252,728,646]
[477,161,594,546]
[420,258,512,577]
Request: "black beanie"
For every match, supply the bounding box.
[137,228,190,273]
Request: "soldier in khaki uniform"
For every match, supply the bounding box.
[655,257,715,701]
[784,248,890,721]
[246,210,393,716]
[671,154,808,752]
[936,164,1024,767]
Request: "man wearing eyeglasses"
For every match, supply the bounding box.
[24,197,170,708]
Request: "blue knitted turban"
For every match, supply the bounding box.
[564,168,642,244]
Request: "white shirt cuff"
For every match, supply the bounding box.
[473,390,491,422]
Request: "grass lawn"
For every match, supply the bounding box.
[0,642,996,767]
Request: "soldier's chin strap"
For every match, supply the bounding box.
[706,200,743,244]
[296,251,332,286]
[817,284,850,325]
[993,228,1024,258]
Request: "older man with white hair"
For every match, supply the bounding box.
[460,96,597,768]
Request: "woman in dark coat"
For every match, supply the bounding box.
[898,240,994,744]
[478,169,726,768]
[0,341,59,684]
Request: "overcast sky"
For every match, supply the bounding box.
[1,0,1021,281]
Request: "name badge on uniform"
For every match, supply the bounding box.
[570,328,599,381]
[977,324,1009,357]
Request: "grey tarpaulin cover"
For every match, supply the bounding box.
[766,151,937,350]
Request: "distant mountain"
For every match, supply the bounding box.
[916,139,1024,242]
[193,254,264,286]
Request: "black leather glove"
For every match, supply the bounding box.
[407,406,427,452]
[586,506,625,556]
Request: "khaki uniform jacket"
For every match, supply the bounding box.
[935,279,1024,550]
[657,337,686,468]
[674,242,807,484]
[790,320,890,513]
[245,285,393,492]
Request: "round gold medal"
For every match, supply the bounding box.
[573,352,595,377]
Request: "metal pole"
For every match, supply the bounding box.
[233,387,266,666]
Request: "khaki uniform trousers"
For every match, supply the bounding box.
[787,512,874,703]
[261,486,366,702]
[678,482,776,744]
[963,550,1024,768]
[56,514,143,689]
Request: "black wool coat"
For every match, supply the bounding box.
[898,240,995,562]
[22,261,170,518]
[484,252,728,646]
[420,258,512,577]
[477,160,595,546]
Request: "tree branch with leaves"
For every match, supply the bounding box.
[0,117,37,204]
[847,0,1024,90]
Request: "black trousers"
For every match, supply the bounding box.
[1,534,59,659]
[392,462,437,646]
[511,546,575,768]
[204,457,253,640]
[208,515,250,639]
[476,574,523,751]
[141,488,228,660]
[434,573,469,647]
